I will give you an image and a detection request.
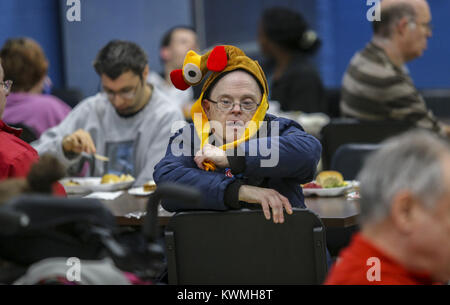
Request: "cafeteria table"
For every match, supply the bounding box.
[98,191,360,228]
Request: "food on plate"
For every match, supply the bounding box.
[119,174,135,182]
[101,173,135,184]
[63,180,80,187]
[101,174,120,184]
[302,182,321,189]
[302,171,347,189]
[316,171,345,188]
[143,180,157,192]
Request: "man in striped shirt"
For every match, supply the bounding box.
[340,0,450,137]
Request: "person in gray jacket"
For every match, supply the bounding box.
[32,40,184,186]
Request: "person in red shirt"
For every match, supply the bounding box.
[0,59,39,179]
[325,129,450,285]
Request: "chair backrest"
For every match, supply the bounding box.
[330,143,381,180]
[420,89,450,118]
[165,209,328,285]
[320,118,412,170]
[324,88,341,118]
[7,123,38,143]
[0,194,117,265]
[51,87,84,108]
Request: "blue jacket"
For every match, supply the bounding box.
[153,114,322,212]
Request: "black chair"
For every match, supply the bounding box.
[420,89,450,119]
[320,118,412,170]
[7,123,38,143]
[330,143,381,180]
[324,88,341,118]
[165,209,328,284]
[51,87,84,108]
[0,191,172,283]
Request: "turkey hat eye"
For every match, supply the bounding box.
[183,63,202,84]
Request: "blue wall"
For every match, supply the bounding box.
[317,0,450,89]
[203,0,317,48]
[0,0,64,88]
[61,0,193,97]
[1,0,449,96]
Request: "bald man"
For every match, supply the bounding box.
[340,0,450,137]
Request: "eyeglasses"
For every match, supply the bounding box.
[1,80,13,94]
[207,98,259,112]
[409,20,433,32]
[102,83,140,101]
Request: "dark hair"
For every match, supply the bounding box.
[261,7,321,54]
[0,154,66,205]
[93,40,148,80]
[0,37,48,92]
[372,2,416,37]
[160,25,196,49]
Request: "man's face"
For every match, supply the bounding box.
[0,64,8,119]
[166,28,199,69]
[401,0,432,61]
[101,69,147,115]
[406,156,450,282]
[202,70,262,144]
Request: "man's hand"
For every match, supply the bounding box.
[62,129,96,155]
[238,185,293,224]
[194,144,229,170]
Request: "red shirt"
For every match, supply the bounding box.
[0,120,39,179]
[0,120,66,196]
[325,233,435,285]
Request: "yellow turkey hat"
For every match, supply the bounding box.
[190,45,269,153]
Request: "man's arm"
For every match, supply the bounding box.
[154,125,297,223]
[31,100,93,169]
[153,155,236,212]
[230,118,321,183]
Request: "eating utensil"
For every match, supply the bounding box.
[81,152,109,162]
[93,153,109,162]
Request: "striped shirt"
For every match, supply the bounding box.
[340,42,444,135]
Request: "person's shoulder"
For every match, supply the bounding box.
[265,114,305,132]
[149,88,184,117]
[68,93,108,114]
[0,129,38,163]
[40,94,71,106]
[27,94,72,114]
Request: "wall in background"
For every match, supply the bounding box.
[0,0,449,97]
[0,0,64,88]
[61,0,193,97]
[317,0,450,89]
[202,0,317,51]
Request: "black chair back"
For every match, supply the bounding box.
[320,118,412,170]
[7,123,38,143]
[330,143,381,180]
[421,89,450,118]
[165,209,328,284]
[0,195,117,265]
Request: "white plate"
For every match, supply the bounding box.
[302,181,353,197]
[60,177,134,194]
[60,177,99,194]
[128,187,154,196]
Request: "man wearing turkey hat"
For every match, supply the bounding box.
[153,45,322,224]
